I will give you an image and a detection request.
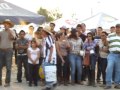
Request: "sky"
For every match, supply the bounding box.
[5,0,120,21]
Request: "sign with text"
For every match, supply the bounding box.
[45,66,57,82]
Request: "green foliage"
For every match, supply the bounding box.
[37,7,62,22]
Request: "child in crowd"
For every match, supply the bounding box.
[27,39,40,86]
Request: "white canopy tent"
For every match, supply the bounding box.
[79,12,118,29]
[53,17,78,31]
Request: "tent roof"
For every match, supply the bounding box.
[0,0,45,24]
[53,17,78,31]
[79,12,118,29]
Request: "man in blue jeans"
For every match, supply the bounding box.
[41,26,57,90]
[105,24,120,89]
[0,19,16,87]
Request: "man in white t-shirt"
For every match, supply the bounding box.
[25,25,34,40]
[25,25,34,46]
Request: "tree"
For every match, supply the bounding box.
[37,7,62,22]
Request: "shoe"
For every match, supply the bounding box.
[40,81,45,86]
[96,79,101,84]
[78,81,84,85]
[34,83,38,86]
[71,82,75,85]
[29,83,32,87]
[87,82,92,86]
[104,86,112,89]
[0,81,2,86]
[57,82,61,86]
[53,83,57,88]
[92,83,97,87]
[26,80,29,83]
[14,81,22,83]
[4,83,10,87]
[64,82,68,86]
[42,87,51,90]
[99,84,106,87]
[114,85,120,89]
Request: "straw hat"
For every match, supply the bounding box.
[2,19,14,28]
[42,26,52,35]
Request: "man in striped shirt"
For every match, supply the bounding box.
[104,24,120,89]
[41,26,57,90]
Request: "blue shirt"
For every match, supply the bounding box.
[83,40,97,51]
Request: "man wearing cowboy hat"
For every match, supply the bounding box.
[41,26,57,90]
[0,19,16,87]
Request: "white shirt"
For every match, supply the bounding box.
[25,33,33,41]
[98,40,108,58]
[25,33,34,47]
[28,47,40,64]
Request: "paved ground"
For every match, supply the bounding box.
[0,80,118,90]
[0,57,117,90]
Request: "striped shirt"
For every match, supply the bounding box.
[42,35,56,64]
[107,33,120,52]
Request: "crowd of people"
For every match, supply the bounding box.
[0,19,120,90]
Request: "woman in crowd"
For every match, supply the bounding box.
[83,32,97,87]
[68,28,83,85]
[98,31,108,86]
[56,33,70,86]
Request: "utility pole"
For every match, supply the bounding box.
[91,8,93,16]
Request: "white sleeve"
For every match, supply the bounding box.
[46,35,54,48]
[98,40,103,48]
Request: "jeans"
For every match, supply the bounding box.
[0,49,13,83]
[100,57,107,84]
[87,54,96,83]
[62,56,70,81]
[69,53,82,82]
[57,56,70,82]
[43,62,57,88]
[28,63,39,85]
[57,56,62,81]
[97,57,102,81]
[17,55,28,82]
[106,53,120,86]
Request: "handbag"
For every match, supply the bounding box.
[39,66,45,79]
[83,53,90,66]
[79,50,85,56]
[44,65,57,82]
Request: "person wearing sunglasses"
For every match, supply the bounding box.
[83,32,97,87]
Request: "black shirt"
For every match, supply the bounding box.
[79,33,86,42]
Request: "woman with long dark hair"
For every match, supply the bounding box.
[55,33,70,86]
[83,32,97,87]
[68,28,83,85]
